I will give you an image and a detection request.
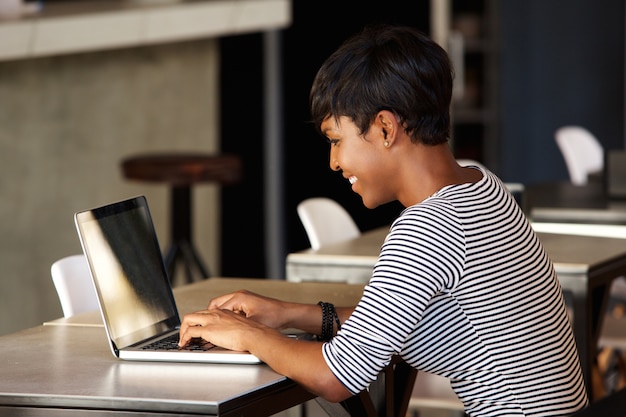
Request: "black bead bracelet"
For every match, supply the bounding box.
[318,301,341,342]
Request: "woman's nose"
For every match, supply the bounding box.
[329,149,340,171]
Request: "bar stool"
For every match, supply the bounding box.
[121,152,242,285]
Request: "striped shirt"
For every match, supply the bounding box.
[322,167,589,416]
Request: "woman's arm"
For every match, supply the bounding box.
[203,289,354,335]
[178,292,355,402]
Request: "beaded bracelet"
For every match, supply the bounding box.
[317,301,341,342]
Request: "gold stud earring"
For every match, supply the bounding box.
[384,140,390,148]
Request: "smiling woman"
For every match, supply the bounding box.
[183,25,589,416]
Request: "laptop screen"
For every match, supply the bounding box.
[75,196,180,349]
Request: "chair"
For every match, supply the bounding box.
[456,158,487,170]
[292,197,364,284]
[296,197,361,251]
[555,126,604,185]
[51,254,99,318]
[407,371,465,416]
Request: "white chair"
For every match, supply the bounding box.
[456,158,487,170]
[291,197,365,284]
[555,126,604,185]
[51,254,99,318]
[296,197,361,250]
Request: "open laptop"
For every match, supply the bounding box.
[74,195,261,364]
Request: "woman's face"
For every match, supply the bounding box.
[320,116,395,209]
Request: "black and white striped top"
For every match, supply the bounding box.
[322,167,589,416]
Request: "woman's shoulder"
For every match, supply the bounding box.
[392,199,464,236]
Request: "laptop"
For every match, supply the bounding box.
[74,195,261,364]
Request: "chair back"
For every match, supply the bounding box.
[51,254,99,318]
[555,126,604,185]
[456,158,487,170]
[297,197,360,250]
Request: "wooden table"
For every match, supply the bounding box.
[2,278,367,416]
[45,277,365,328]
[286,226,626,399]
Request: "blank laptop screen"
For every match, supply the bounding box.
[76,197,180,349]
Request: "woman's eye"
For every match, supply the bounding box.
[327,139,340,146]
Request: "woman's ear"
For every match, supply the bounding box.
[376,110,398,146]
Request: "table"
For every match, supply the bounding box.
[2,278,366,416]
[0,325,314,417]
[44,277,366,328]
[286,226,626,399]
[525,181,626,224]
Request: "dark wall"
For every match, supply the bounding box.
[219,2,429,278]
[219,33,266,278]
[499,1,624,184]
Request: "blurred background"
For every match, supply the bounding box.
[0,0,624,336]
[220,0,625,276]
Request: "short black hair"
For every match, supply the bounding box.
[309,24,453,145]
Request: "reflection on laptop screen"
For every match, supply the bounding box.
[77,199,179,346]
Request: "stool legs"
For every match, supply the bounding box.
[163,186,210,284]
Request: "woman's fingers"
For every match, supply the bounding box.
[178,309,256,351]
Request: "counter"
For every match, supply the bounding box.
[0,0,291,61]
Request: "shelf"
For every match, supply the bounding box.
[450,0,499,170]
[0,0,291,62]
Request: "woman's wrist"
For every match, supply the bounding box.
[281,302,326,334]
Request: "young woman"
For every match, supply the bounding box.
[179,25,589,416]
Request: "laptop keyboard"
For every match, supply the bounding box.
[142,334,214,351]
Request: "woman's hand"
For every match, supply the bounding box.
[178,290,297,350]
[207,289,293,330]
[177,290,354,403]
[178,307,277,352]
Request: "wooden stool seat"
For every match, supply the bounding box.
[122,153,242,186]
[121,152,242,285]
